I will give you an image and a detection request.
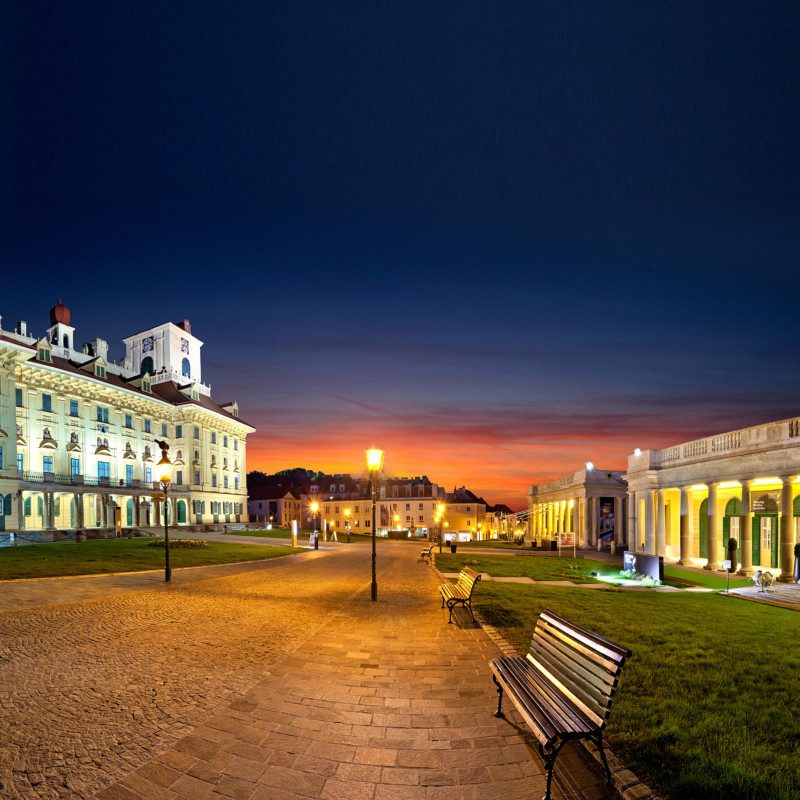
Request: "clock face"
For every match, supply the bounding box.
[181,338,189,353]
[142,336,154,353]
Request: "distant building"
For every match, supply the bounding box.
[527,468,628,550]
[302,475,447,536]
[444,487,488,539]
[247,488,301,527]
[0,302,254,537]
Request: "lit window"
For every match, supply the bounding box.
[98,461,110,479]
[43,455,53,472]
[146,466,153,483]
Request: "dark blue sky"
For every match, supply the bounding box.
[3,2,799,507]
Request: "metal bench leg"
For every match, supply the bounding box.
[447,600,455,623]
[492,674,504,717]
[593,731,612,784]
[540,740,566,800]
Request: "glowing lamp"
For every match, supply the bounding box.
[366,448,384,473]
[156,453,172,485]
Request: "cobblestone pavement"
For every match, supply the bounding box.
[0,549,365,800]
[95,544,616,800]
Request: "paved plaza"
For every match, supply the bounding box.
[0,542,626,800]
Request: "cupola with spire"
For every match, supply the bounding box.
[47,294,75,352]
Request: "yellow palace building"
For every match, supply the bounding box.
[0,301,254,539]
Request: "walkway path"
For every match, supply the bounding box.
[92,542,616,800]
[0,541,617,800]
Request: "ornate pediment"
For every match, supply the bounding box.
[95,445,111,456]
[66,441,82,452]
[39,437,58,450]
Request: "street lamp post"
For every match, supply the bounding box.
[366,448,384,602]
[345,507,351,542]
[155,443,172,583]
[310,501,319,549]
[437,504,445,553]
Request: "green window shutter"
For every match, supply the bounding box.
[771,516,779,569]
[4,495,10,515]
[752,517,760,567]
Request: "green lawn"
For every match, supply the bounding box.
[476,583,800,800]
[435,553,610,582]
[0,538,304,580]
[664,566,752,590]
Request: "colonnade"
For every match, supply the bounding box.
[529,495,627,550]
[630,475,798,580]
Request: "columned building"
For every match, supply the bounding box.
[0,302,254,538]
[527,467,628,551]
[624,418,800,579]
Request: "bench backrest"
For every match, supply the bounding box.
[456,567,481,597]
[526,610,631,730]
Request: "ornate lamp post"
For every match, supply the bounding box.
[345,507,351,542]
[366,448,384,601]
[310,501,319,549]
[438,504,445,553]
[155,443,172,583]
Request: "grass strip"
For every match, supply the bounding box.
[435,553,611,582]
[664,566,752,590]
[476,583,800,800]
[0,538,303,580]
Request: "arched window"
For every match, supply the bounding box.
[63,334,69,348]
[181,358,191,378]
[141,356,154,376]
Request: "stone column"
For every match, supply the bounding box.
[18,492,25,530]
[589,497,598,548]
[704,482,720,570]
[738,480,754,576]
[778,476,794,582]
[76,493,85,529]
[644,491,654,554]
[612,497,622,553]
[583,497,592,547]
[627,493,636,552]
[656,489,666,557]
[678,486,692,565]
[44,492,55,530]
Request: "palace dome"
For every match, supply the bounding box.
[49,298,71,326]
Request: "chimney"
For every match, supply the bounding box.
[17,321,27,336]
[92,338,109,361]
[182,319,191,334]
[82,343,93,356]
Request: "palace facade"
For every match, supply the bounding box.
[0,302,254,538]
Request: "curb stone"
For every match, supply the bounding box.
[431,557,661,800]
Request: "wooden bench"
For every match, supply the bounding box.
[439,566,481,623]
[490,610,631,800]
[420,545,433,563]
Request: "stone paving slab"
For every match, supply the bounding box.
[96,544,616,800]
